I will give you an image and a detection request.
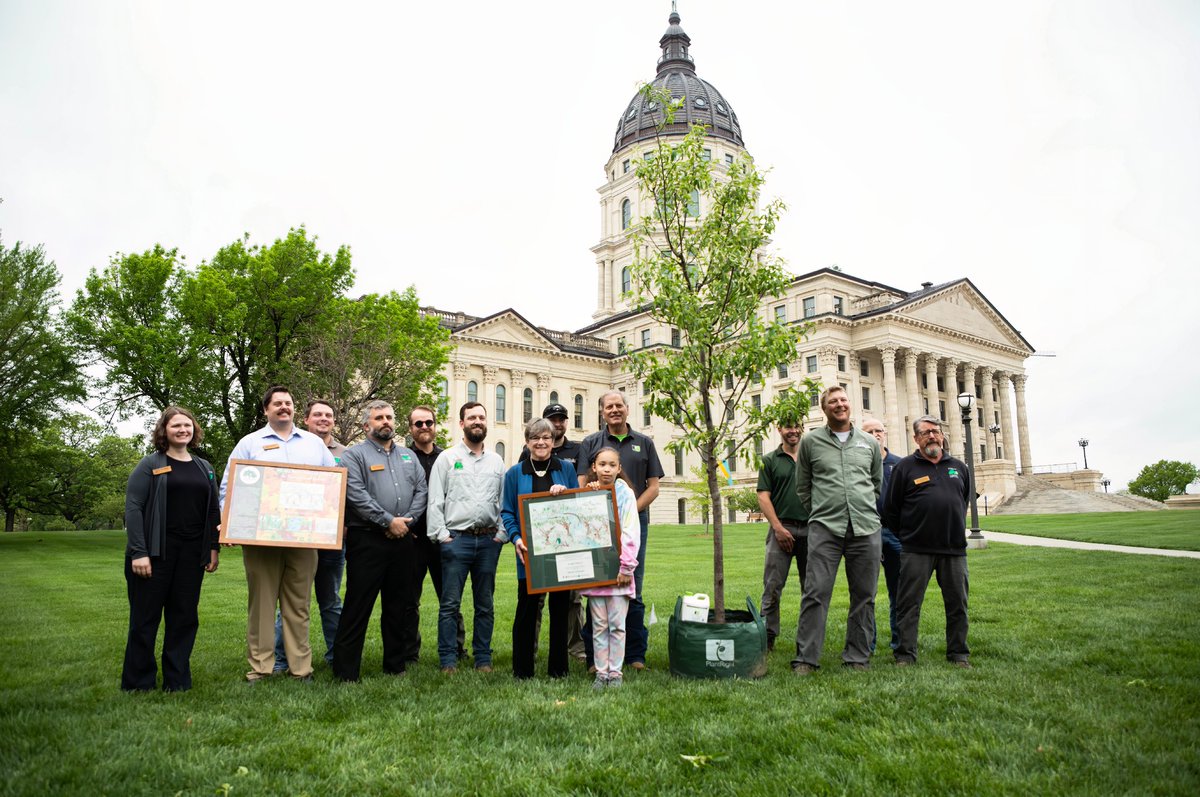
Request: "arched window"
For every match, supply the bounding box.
[438,378,449,417]
[495,384,506,423]
[523,387,533,422]
[621,266,632,295]
[678,498,687,525]
[495,442,505,462]
[621,198,632,230]
[687,189,700,217]
[467,380,478,404]
[549,390,559,404]
[573,394,584,430]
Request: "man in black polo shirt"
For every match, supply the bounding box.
[577,390,663,670]
[756,418,808,652]
[883,414,972,668]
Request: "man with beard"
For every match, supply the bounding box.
[331,401,427,681]
[402,405,466,665]
[883,415,972,668]
[220,385,336,682]
[755,418,808,652]
[791,385,882,675]
[861,417,903,654]
[273,399,347,673]
[426,402,507,673]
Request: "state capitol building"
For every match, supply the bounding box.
[423,9,1036,525]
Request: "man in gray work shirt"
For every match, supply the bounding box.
[426,401,507,673]
[331,401,427,682]
[791,385,883,674]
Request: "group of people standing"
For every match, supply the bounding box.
[756,385,973,673]
[121,386,663,691]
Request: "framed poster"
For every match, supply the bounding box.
[519,486,622,594]
[220,459,347,550]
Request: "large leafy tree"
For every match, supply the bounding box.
[0,236,84,531]
[65,245,204,420]
[1127,460,1198,503]
[285,288,450,446]
[623,87,813,620]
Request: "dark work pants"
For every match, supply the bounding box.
[872,527,904,653]
[332,528,417,681]
[404,532,465,662]
[512,580,570,679]
[121,535,206,691]
[894,552,970,663]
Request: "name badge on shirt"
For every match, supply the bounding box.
[263,443,280,451]
[370,464,386,472]
[914,476,930,485]
[152,466,172,475]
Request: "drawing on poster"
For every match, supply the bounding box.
[527,499,611,554]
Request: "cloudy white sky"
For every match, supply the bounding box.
[2,0,1198,490]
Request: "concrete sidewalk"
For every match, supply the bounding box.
[980,530,1200,560]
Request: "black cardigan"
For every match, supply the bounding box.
[124,452,220,563]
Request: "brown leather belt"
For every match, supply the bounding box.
[456,526,498,537]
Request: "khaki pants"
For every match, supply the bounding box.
[244,546,318,678]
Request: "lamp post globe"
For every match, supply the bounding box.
[1078,438,1090,470]
[1101,478,1111,494]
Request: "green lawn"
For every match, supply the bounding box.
[2,524,1198,796]
[981,510,1200,551]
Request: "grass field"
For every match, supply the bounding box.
[2,520,1198,796]
[981,510,1200,551]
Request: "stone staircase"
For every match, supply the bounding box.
[991,474,1166,515]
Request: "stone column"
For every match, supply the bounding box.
[511,369,526,425]
[537,372,551,411]
[1013,374,1034,474]
[924,354,941,422]
[980,366,996,459]
[482,365,498,427]
[998,371,1016,462]
[452,361,470,417]
[943,358,961,457]
[960,361,977,460]
[880,345,901,452]
[847,348,861,426]
[903,350,921,455]
[817,345,839,402]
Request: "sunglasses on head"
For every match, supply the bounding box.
[411,420,435,428]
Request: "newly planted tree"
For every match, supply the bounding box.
[623,87,813,620]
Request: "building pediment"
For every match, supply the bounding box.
[891,282,1033,354]
[454,310,560,351]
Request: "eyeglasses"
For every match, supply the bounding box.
[411,420,435,428]
[916,429,943,438]
[529,435,553,442]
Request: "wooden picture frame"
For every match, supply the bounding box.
[519,486,622,594]
[219,459,347,550]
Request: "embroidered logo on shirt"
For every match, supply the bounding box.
[947,468,960,479]
[401,454,412,462]
[632,444,641,452]
[453,460,464,470]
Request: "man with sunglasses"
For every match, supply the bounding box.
[883,415,972,668]
[402,405,466,665]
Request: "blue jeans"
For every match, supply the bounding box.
[585,509,649,666]
[871,528,903,653]
[438,533,503,668]
[275,547,344,669]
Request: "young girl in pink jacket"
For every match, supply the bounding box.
[581,447,640,689]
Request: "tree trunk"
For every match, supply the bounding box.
[708,459,725,622]
[5,508,15,533]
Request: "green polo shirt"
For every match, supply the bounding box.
[756,446,808,523]
[796,424,882,537]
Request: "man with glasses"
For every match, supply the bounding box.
[883,415,973,668]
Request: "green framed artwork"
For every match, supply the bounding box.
[519,486,622,594]
[219,459,347,550]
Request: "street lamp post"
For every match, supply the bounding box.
[958,392,986,548]
[1079,438,1090,469]
[1101,478,1111,493]
[988,423,1001,460]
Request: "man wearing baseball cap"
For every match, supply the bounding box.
[518,403,585,662]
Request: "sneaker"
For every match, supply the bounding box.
[475,664,493,673]
[440,666,457,675]
[591,676,607,690]
[952,659,972,669]
[792,663,816,677]
[844,662,869,672]
[607,674,623,688]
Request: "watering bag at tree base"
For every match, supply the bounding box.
[667,596,768,679]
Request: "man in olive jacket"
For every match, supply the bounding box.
[791,386,882,674]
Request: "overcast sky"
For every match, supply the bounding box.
[2,1,1198,491]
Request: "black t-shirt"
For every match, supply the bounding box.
[529,461,554,495]
[165,460,210,539]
